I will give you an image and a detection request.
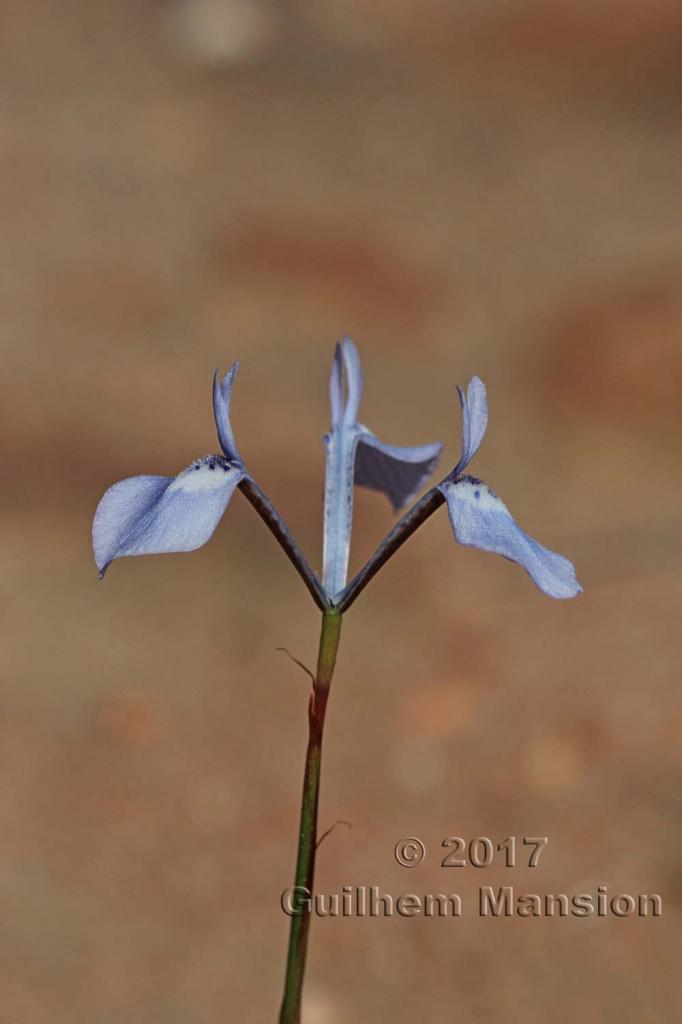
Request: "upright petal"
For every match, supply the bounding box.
[339,336,363,425]
[93,455,245,577]
[213,363,241,461]
[322,338,365,597]
[322,425,355,599]
[329,342,344,428]
[452,376,488,477]
[323,337,443,598]
[440,475,582,599]
[354,430,443,512]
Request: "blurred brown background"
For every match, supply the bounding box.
[1,1,681,1021]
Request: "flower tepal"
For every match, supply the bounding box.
[322,337,443,600]
[439,377,582,599]
[93,365,245,577]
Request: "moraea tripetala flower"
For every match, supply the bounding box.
[92,335,581,1024]
[93,336,581,603]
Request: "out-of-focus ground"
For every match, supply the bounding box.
[1,2,681,1021]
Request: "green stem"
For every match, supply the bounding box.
[279,608,343,1024]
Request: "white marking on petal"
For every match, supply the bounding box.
[168,456,233,494]
[454,477,507,514]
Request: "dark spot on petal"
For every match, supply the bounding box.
[196,454,232,473]
[474,489,480,499]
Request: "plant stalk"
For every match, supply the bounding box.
[238,477,330,611]
[337,485,445,611]
[279,607,343,1024]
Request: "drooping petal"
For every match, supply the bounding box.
[212,363,240,461]
[93,455,245,577]
[452,375,488,477]
[440,475,582,599]
[355,430,443,512]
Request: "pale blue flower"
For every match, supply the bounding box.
[92,338,580,604]
[439,377,582,599]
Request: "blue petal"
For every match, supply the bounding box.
[93,455,245,577]
[212,363,241,461]
[329,342,344,428]
[440,476,582,599]
[338,336,363,425]
[453,376,488,477]
[355,430,443,512]
[327,336,364,429]
[322,425,355,599]
[323,336,440,598]
[323,337,365,597]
